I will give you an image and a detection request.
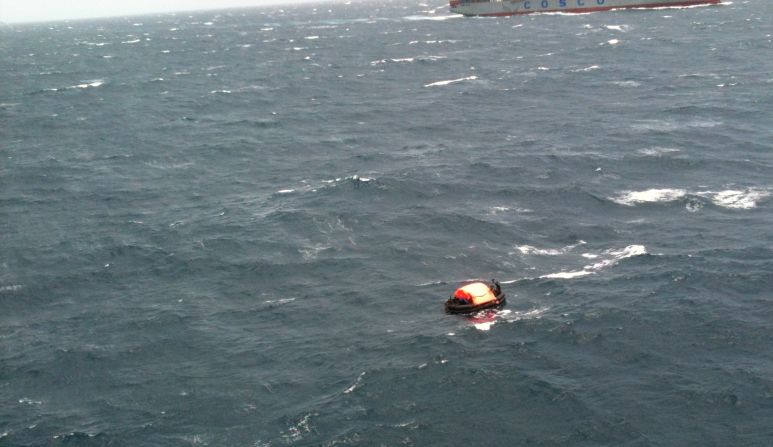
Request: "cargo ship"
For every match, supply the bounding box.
[449,0,721,17]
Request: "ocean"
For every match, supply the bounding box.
[2,0,772,445]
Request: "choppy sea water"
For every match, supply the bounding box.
[2,0,773,445]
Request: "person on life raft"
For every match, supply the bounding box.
[451,280,502,306]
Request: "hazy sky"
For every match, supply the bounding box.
[0,0,295,23]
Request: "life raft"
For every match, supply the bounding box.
[445,279,506,314]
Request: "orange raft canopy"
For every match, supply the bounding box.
[445,279,506,314]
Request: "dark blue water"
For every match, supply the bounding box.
[2,0,773,445]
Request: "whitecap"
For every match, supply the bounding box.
[687,119,723,128]
[424,75,477,87]
[589,245,647,270]
[274,174,374,198]
[144,161,193,170]
[281,413,316,443]
[0,285,23,293]
[613,187,767,210]
[472,307,548,331]
[264,298,295,304]
[541,270,594,279]
[499,278,522,285]
[611,80,641,88]
[403,14,460,21]
[699,189,769,210]
[351,174,373,182]
[686,201,703,213]
[61,80,104,90]
[610,188,687,206]
[502,307,549,323]
[516,240,585,256]
[572,65,601,72]
[540,245,647,279]
[299,244,329,260]
[473,321,495,331]
[679,72,721,79]
[632,119,722,132]
[343,371,366,394]
[371,55,445,66]
[636,147,680,156]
